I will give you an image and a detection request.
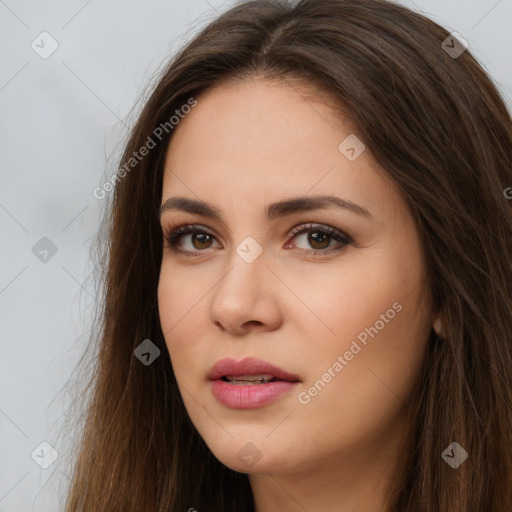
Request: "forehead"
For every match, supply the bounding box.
[165,77,349,161]
[161,78,402,225]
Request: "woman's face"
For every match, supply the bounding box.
[157,78,434,478]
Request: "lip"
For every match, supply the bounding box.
[208,357,301,409]
[208,357,301,382]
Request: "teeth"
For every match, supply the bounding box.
[226,374,275,384]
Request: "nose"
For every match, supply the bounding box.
[209,249,283,335]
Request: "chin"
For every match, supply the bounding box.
[206,437,297,475]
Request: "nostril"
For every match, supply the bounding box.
[243,320,263,327]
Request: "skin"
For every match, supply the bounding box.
[157,77,440,512]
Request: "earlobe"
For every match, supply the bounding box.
[432,314,443,339]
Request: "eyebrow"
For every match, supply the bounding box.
[159,195,373,221]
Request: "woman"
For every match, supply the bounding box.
[63,0,512,510]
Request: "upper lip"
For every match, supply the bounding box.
[208,357,301,382]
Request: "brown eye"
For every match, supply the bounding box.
[191,233,213,250]
[307,231,332,250]
[163,223,351,258]
[288,223,351,255]
[163,224,220,256]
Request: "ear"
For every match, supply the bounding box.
[432,313,443,338]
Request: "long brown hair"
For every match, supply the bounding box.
[61,0,512,510]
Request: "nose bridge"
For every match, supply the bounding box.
[217,234,268,300]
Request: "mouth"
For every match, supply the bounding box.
[208,357,301,409]
[208,357,301,384]
[220,374,291,385]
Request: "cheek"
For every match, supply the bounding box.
[157,264,203,338]
[298,313,428,458]
[290,253,428,431]
[157,267,209,382]
[157,270,187,365]
[305,301,427,443]
[157,271,177,343]
[283,251,408,348]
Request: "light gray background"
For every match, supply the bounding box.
[1,1,511,510]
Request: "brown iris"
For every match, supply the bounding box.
[192,233,213,250]
[308,231,331,250]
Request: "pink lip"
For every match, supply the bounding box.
[208,357,301,409]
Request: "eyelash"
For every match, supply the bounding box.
[162,223,352,258]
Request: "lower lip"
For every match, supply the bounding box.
[210,379,300,408]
